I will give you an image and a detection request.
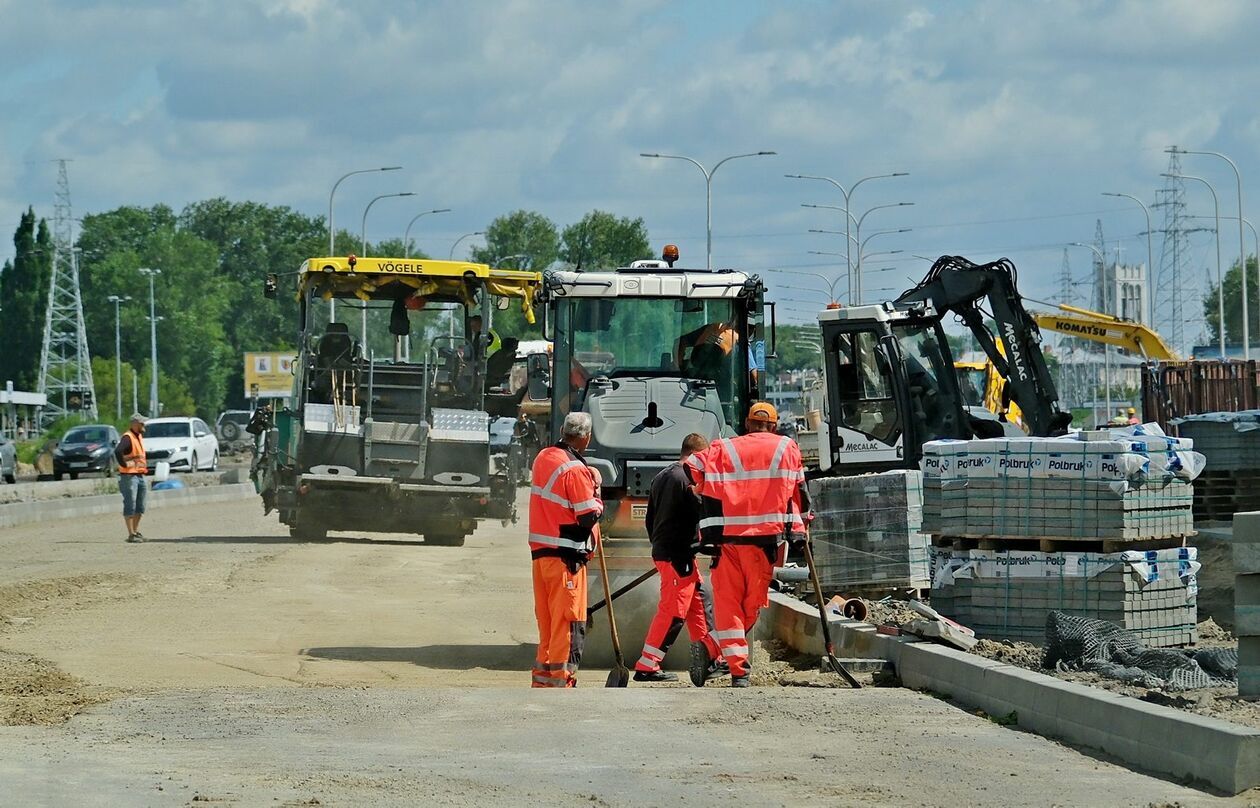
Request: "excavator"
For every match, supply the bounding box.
[956,302,1178,428]
[817,255,1072,474]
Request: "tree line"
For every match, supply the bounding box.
[0,202,659,420]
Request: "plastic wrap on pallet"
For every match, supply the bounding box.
[807,471,930,591]
[930,546,1200,648]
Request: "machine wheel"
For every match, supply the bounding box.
[425,531,466,547]
[289,523,328,541]
[220,422,241,442]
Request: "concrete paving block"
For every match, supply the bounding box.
[1235,512,1260,544]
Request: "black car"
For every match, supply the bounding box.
[53,424,121,481]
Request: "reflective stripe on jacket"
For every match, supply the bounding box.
[685,433,807,542]
[528,444,603,555]
[117,431,147,476]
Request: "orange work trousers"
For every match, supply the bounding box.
[532,557,587,688]
[709,543,775,678]
[634,560,721,673]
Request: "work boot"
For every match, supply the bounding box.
[633,670,678,683]
[730,675,751,688]
[706,659,730,681]
[689,641,711,687]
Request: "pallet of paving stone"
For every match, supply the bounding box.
[807,471,930,592]
[928,547,1199,648]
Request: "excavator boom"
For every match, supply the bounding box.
[1031,304,1178,361]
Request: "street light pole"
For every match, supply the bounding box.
[1071,243,1112,423]
[326,165,402,323]
[450,231,485,260]
[774,268,844,303]
[360,192,415,347]
[1165,172,1225,358]
[854,203,914,304]
[1101,192,1155,328]
[106,294,131,420]
[1170,147,1250,359]
[137,268,160,417]
[641,151,777,269]
[402,208,451,258]
[787,171,908,300]
[328,166,402,255]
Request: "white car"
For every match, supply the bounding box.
[143,417,220,473]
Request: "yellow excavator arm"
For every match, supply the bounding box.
[1031,304,1179,361]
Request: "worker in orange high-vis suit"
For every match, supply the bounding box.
[632,432,724,685]
[686,402,808,687]
[528,411,603,688]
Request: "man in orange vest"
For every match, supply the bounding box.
[528,411,603,687]
[685,402,807,687]
[632,432,724,684]
[113,413,149,543]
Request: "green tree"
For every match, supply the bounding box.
[78,206,231,418]
[0,208,53,390]
[771,324,822,371]
[559,210,651,270]
[1204,254,1259,347]
[471,210,559,272]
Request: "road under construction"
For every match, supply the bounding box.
[0,493,1240,806]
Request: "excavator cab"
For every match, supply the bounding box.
[818,302,972,473]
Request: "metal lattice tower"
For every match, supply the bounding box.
[1150,151,1210,353]
[1092,219,1107,314]
[36,160,97,425]
[1057,247,1076,307]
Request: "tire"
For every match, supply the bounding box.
[190,452,199,473]
[54,472,64,482]
[220,422,241,442]
[104,465,114,479]
[3,474,13,485]
[70,472,79,481]
[210,451,219,471]
[425,531,466,547]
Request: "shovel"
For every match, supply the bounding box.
[801,533,862,689]
[587,568,657,618]
[593,537,630,688]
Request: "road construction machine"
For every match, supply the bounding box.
[957,303,1178,427]
[250,255,541,544]
[531,246,773,664]
[817,255,1071,474]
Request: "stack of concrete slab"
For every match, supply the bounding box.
[807,470,930,593]
[1234,511,1260,697]
[1175,412,1260,521]
[925,477,1194,541]
[931,547,1200,648]
[920,427,1201,543]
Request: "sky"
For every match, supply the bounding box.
[2,0,1258,347]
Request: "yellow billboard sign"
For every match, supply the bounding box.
[244,352,296,399]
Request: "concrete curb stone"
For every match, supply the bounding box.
[0,482,257,529]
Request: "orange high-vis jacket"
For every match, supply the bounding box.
[686,432,807,542]
[528,444,603,558]
[117,431,148,475]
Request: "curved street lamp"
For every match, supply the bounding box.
[402,208,451,258]
[641,151,777,268]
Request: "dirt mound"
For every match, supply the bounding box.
[0,573,142,631]
[1196,617,1234,646]
[0,649,112,725]
[864,599,920,628]
[971,639,1042,669]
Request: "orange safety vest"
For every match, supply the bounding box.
[686,432,806,541]
[528,444,603,557]
[118,431,147,475]
[696,322,739,354]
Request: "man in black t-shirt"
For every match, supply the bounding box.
[632,433,724,685]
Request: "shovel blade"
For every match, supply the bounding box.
[606,666,629,688]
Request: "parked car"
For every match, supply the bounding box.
[144,417,219,473]
[0,435,16,484]
[215,409,252,443]
[52,424,121,481]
